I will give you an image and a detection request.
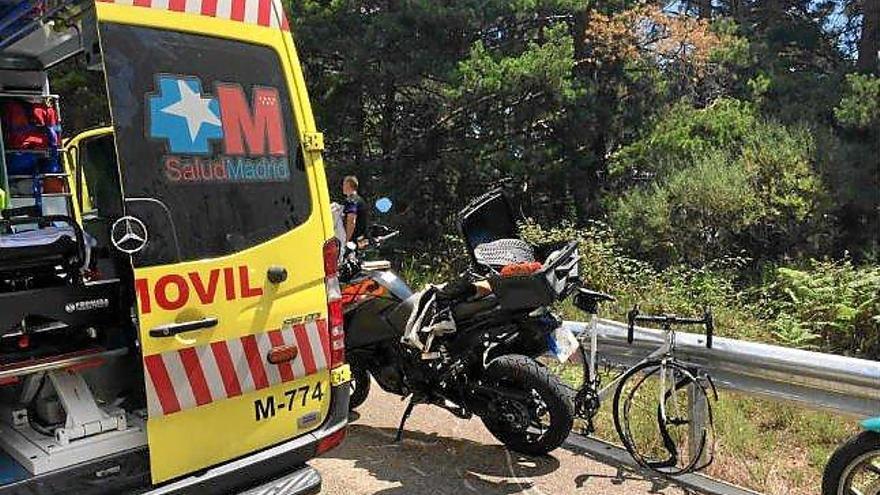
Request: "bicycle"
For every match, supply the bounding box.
[563,288,718,476]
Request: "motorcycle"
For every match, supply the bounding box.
[339,189,582,456]
[822,416,880,495]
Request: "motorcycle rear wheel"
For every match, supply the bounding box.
[480,354,574,456]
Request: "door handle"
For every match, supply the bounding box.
[149,317,218,338]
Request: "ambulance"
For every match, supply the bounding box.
[0,0,349,492]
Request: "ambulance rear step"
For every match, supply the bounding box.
[237,465,321,495]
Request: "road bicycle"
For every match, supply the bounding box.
[556,289,718,475]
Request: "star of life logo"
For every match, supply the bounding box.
[148,75,291,184]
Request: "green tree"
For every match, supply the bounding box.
[286,0,875,261]
[609,100,828,265]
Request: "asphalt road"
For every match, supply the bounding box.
[312,381,689,495]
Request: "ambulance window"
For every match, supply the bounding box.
[79,134,123,218]
[99,24,311,266]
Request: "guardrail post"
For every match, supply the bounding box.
[688,377,709,466]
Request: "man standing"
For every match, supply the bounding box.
[342,175,368,243]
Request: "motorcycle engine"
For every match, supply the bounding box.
[373,363,406,395]
[373,345,447,397]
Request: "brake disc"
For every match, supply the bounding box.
[497,399,531,431]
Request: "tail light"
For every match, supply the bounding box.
[316,428,346,455]
[323,239,345,369]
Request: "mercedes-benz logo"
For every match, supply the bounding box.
[111,216,149,254]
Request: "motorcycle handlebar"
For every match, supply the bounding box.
[339,229,400,283]
[373,231,400,245]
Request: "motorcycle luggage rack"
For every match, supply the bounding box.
[487,240,580,311]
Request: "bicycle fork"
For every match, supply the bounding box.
[657,327,688,469]
[658,327,676,423]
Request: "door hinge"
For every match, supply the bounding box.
[304,132,325,152]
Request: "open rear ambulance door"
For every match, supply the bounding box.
[94,0,335,483]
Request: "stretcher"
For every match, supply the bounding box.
[0,214,86,279]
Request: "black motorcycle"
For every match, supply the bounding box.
[339,190,581,456]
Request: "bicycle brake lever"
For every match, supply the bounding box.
[626,306,639,344]
[704,308,714,349]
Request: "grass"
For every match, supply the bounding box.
[705,393,855,494]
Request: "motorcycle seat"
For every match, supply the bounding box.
[388,292,500,335]
[453,295,499,322]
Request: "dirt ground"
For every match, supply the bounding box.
[312,381,692,495]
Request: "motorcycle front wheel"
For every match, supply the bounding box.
[480,354,574,456]
[349,364,372,411]
[822,430,880,495]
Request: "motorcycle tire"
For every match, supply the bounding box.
[481,354,574,456]
[822,430,880,495]
[349,364,372,411]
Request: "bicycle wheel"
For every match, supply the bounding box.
[612,359,715,475]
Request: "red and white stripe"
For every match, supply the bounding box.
[97,0,291,31]
[143,319,330,418]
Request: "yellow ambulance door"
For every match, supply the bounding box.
[95,2,333,483]
[64,126,115,222]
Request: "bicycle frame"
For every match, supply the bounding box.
[579,315,676,404]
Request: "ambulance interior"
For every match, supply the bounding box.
[0,0,147,485]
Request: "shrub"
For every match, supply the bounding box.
[519,219,656,295]
[758,258,880,359]
[609,98,759,180]
[610,151,757,264]
[608,100,827,266]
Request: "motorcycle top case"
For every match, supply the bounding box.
[458,190,518,267]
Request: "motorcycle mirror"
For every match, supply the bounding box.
[375,197,393,214]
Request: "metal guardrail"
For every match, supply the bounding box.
[562,319,880,417]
